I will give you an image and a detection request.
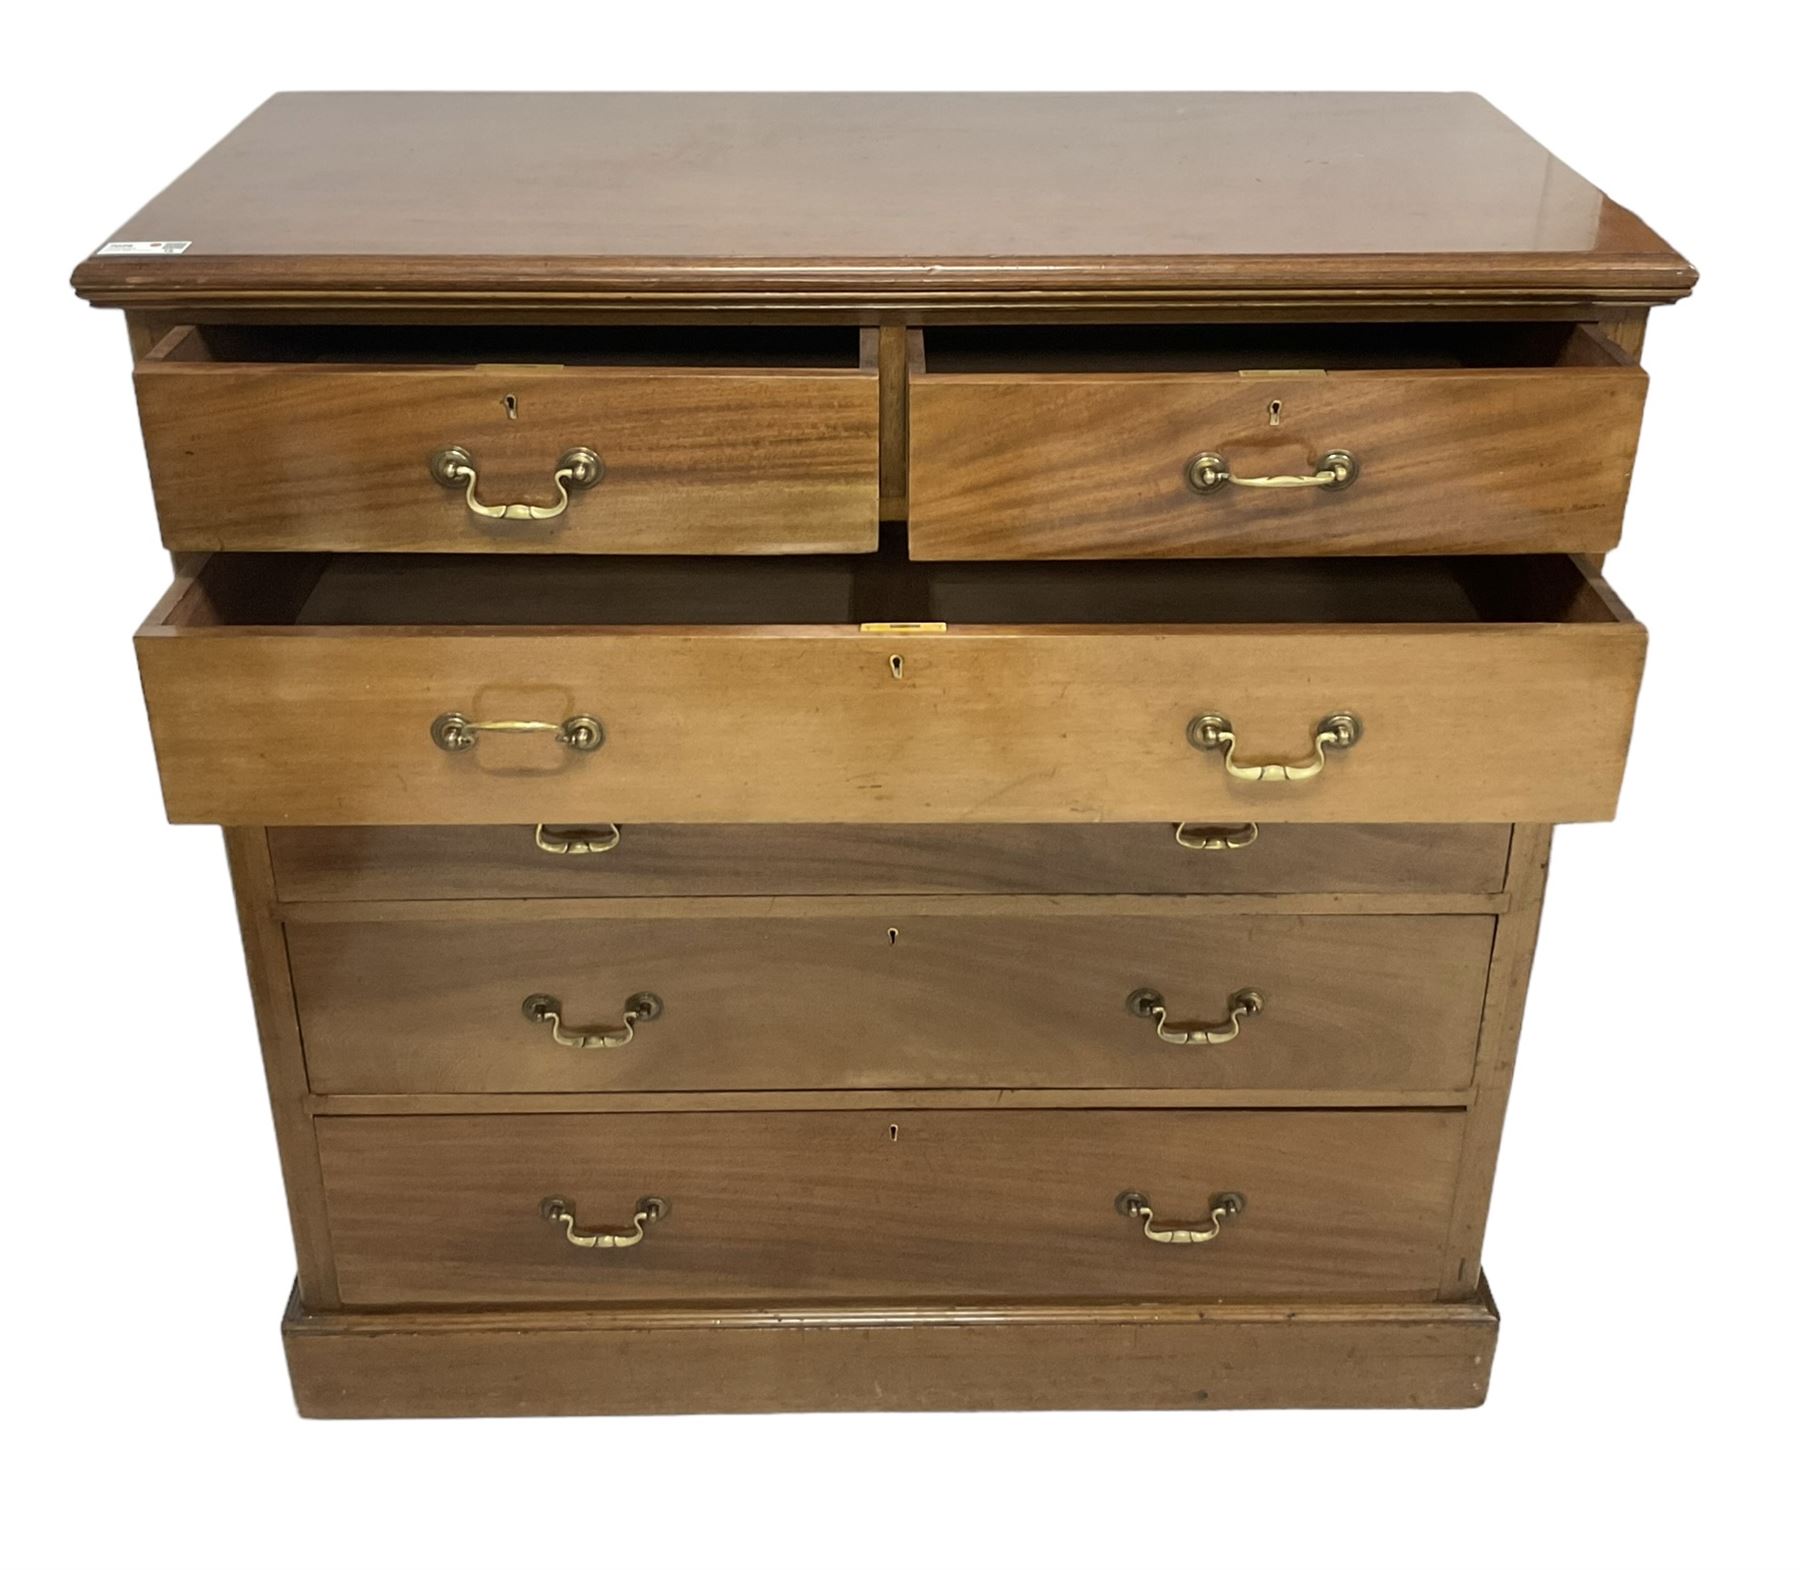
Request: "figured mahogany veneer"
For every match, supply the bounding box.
[909,324,1647,558]
[78,91,1693,1416]
[315,1110,1467,1306]
[135,325,880,554]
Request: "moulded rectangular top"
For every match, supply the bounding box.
[71,92,1696,311]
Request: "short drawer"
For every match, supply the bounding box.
[268,823,1513,900]
[135,325,879,554]
[909,323,1646,558]
[315,1110,1466,1305]
[290,911,1491,1094]
[137,552,1645,825]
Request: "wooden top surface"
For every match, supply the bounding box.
[72,92,1694,311]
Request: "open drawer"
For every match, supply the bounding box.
[136,551,1645,825]
[134,325,880,554]
[908,323,1647,558]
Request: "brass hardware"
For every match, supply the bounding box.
[860,622,947,633]
[889,654,905,680]
[1127,986,1264,1046]
[1186,448,1359,495]
[1187,711,1361,782]
[540,1194,666,1250]
[533,823,621,856]
[523,991,662,1050]
[430,712,604,753]
[1174,822,1259,852]
[1267,398,1282,427]
[1115,1189,1245,1245]
[429,444,603,522]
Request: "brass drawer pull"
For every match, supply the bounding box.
[523,991,662,1050]
[534,823,622,856]
[1128,986,1263,1045]
[430,712,604,753]
[1186,449,1358,494]
[541,1194,666,1250]
[430,445,604,522]
[1173,821,1258,851]
[1115,1189,1245,1245]
[1187,711,1361,782]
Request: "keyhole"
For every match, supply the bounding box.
[1267,398,1282,427]
[889,654,905,680]
[889,1124,900,1142]
[886,927,899,946]
[503,394,518,420]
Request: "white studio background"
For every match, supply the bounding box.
[4,5,1793,1567]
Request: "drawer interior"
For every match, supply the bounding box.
[166,549,1629,631]
[916,321,1630,375]
[149,322,869,371]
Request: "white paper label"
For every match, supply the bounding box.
[95,240,192,256]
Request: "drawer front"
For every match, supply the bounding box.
[316,1110,1466,1305]
[269,823,1514,900]
[135,335,879,555]
[290,913,1493,1094]
[139,586,1645,828]
[910,346,1646,559]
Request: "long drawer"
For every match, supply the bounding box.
[289,912,1494,1094]
[137,551,1644,825]
[268,822,1514,900]
[315,1110,1466,1305]
[135,325,880,554]
[908,322,1646,558]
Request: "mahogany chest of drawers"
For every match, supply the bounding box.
[73,91,1695,1416]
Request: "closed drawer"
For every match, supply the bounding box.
[315,1110,1465,1305]
[138,551,1643,825]
[135,325,879,554]
[909,323,1646,558]
[269,822,1514,900]
[290,911,1493,1094]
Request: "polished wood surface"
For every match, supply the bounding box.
[288,911,1493,1094]
[74,92,1695,1418]
[135,326,879,554]
[284,1281,1500,1416]
[268,822,1513,900]
[315,1110,1465,1305]
[136,553,1644,825]
[223,828,340,1307]
[72,93,1694,310]
[910,325,1646,558]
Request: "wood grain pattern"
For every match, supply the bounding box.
[314,1110,1466,1305]
[137,590,1646,826]
[222,829,340,1308]
[911,329,1646,558]
[287,912,1494,1095]
[268,822,1513,900]
[1439,823,1555,1294]
[283,1281,1501,1416]
[71,93,1695,310]
[135,330,878,554]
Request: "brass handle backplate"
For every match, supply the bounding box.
[431,712,605,753]
[1188,711,1361,782]
[534,823,622,856]
[540,1194,666,1250]
[523,991,662,1050]
[1128,986,1264,1046]
[1187,449,1359,494]
[1116,1189,1246,1245]
[1173,822,1259,851]
[430,445,604,522]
